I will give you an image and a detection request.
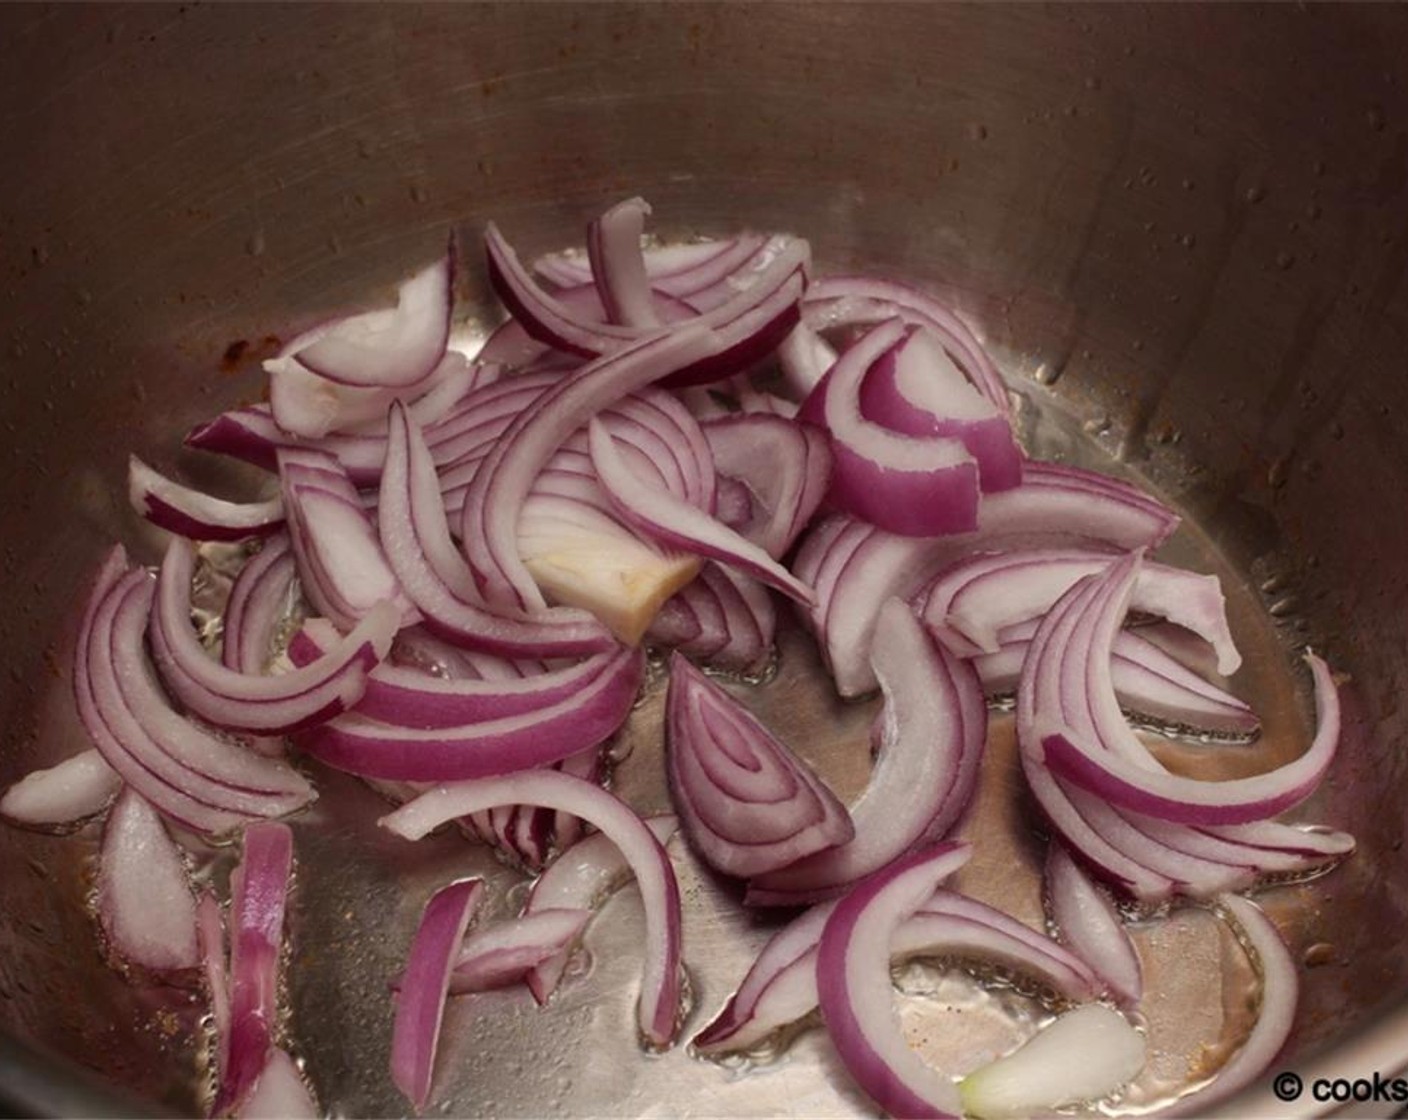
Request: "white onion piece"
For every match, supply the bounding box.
[381,773,685,1048]
[1161,894,1297,1117]
[97,787,198,972]
[665,654,853,878]
[447,908,590,994]
[958,1004,1146,1119]
[814,842,973,1119]
[521,814,679,1005]
[0,749,121,829]
[128,456,284,542]
[746,600,984,906]
[587,197,661,328]
[1044,844,1142,1007]
[589,418,814,604]
[237,1047,318,1120]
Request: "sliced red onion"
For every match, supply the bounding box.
[377,401,618,658]
[292,617,628,731]
[213,821,293,1118]
[588,197,661,329]
[391,877,484,1111]
[294,247,453,389]
[128,456,284,542]
[590,419,814,604]
[802,274,1010,415]
[149,539,397,735]
[646,563,777,676]
[700,414,832,559]
[665,654,852,878]
[794,462,1179,697]
[238,1047,318,1120]
[221,537,298,674]
[856,326,1022,493]
[446,908,590,994]
[957,1004,1145,1119]
[300,641,642,781]
[521,814,679,1005]
[777,322,837,399]
[804,318,981,536]
[694,887,1102,1058]
[971,620,1259,740]
[917,547,1240,674]
[1044,844,1142,1008]
[97,786,199,973]
[459,325,721,612]
[746,600,984,906]
[382,775,685,1047]
[196,889,232,1089]
[814,841,973,1119]
[0,749,121,830]
[1023,552,1339,825]
[1162,894,1297,1117]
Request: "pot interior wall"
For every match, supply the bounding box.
[2,4,1406,1115]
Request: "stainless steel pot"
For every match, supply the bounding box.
[3,4,1407,1116]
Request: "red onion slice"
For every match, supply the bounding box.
[746,600,984,906]
[381,774,685,1047]
[128,456,284,542]
[391,877,483,1111]
[647,563,777,676]
[214,821,293,1117]
[806,318,981,537]
[1044,844,1142,1008]
[778,322,837,399]
[694,887,1102,1058]
[589,419,814,605]
[222,538,298,674]
[299,644,643,781]
[814,841,973,1119]
[97,787,199,973]
[1161,893,1298,1117]
[378,401,618,658]
[802,275,1010,415]
[521,814,679,1004]
[700,414,832,559]
[238,1047,318,1120]
[918,547,1240,674]
[459,325,721,612]
[446,908,590,994]
[196,889,231,1083]
[293,247,453,389]
[588,197,661,329]
[665,654,853,878]
[0,749,121,830]
[149,539,397,735]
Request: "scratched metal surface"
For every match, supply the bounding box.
[2,4,1408,1118]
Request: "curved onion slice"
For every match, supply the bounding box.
[214,822,294,1117]
[694,888,1103,1058]
[377,401,618,658]
[1162,894,1297,1117]
[0,749,121,830]
[222,538,298,674]
[700,413,832,559]
[520,814,679,1004]
[391,878,483,1111]
[778,322,837,399]
[588,197,661,329]
[196,889,231,1083]
[802,274,1010,415]
[238,1048,318,1120]
[917,547,1240,674]
[958,1004,1145,1119]
[1024,552,1339,825]
[746,600,984,906]
[459,325,722,613]
[814,841,973,1119]
[1044,844,1142,1008]
[589,418,814,604]
[647,563,777,676]
[805,318,980,537]
[299,644,643,781]
[665,654,852,878]
[149,539,397,735]
[97,787,198,973]
[381,774,684,1048]
[447,908,591,994]
[128,456,284,542]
